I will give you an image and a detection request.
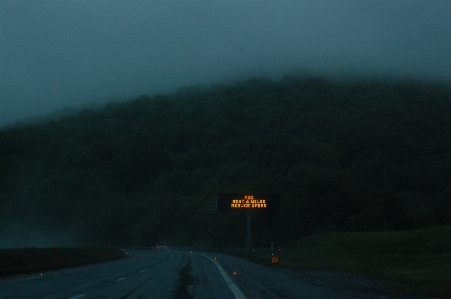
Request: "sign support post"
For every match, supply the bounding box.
[246,211,251,251]
[215,193,280,251]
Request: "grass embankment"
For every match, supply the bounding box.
[279,226,451,298]
[0,244,126,277]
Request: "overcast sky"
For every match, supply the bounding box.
[1,0,450,127]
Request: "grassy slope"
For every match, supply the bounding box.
[280,226,451,298]
[0,244,126,277]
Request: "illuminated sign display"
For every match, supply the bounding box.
[231,195,267,208]
[217,193,280,210]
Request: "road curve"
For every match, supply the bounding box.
[0,249,440,299]
[0,249,240,299]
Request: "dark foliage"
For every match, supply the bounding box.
[1,75,450,247]
[0,244,125,276]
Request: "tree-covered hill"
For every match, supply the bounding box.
[1,75,450,247]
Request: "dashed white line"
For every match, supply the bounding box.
[116,277,127,281]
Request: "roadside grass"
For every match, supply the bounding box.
[0,244,126,277]
[279,225,451,299]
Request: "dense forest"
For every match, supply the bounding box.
[1,75,451,248]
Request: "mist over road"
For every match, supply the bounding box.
[0,249,439,299]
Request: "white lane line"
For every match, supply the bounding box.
[116,277,127,281]
[140,269,147,272]
[196,254,247,299]
[67,295,86,299]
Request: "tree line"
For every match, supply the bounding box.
[1,75,450,247]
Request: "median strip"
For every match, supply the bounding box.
[172,260,195,299]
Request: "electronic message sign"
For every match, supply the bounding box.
[217,193,280,210]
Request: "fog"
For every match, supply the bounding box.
[1,0,450,127]
[0,220,80,249]
[0,176,81,248]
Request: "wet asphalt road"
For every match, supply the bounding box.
[0,249,440,299]
[0,249,236,299]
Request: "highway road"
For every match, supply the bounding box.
[0,249,439,299]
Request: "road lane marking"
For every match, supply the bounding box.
[116,277,127,281]
[67,295,86,299]
[0,275,42,284]
[196,254,247,299]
